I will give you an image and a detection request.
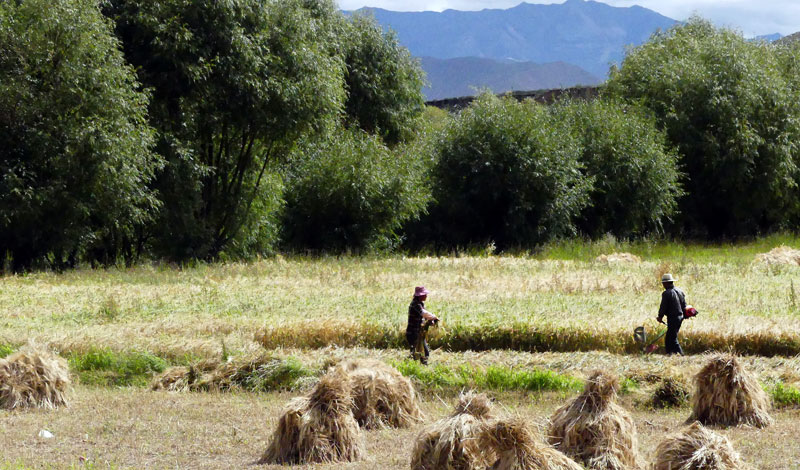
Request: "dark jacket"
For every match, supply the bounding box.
[658,286,686,323]
[406,298,425,338]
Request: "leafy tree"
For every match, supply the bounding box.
[606,18,800,237]
[102,0,346,260]
[554,99,683,238]
[425,94,591,249]
[341,13,426,146]
[282,127,430,252]
[0,0,160,272]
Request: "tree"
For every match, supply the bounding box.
[341,13,426,146]
[102,0,346,260]
[424,94,591,249]
[553,99,683,238]
[606,19,800,237]
[0,0,160,272]
[282,127,430,252]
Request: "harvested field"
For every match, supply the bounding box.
[1,385,800,469]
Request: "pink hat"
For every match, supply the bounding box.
[414,286,429,297]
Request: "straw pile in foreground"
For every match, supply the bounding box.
[411,391,495,470]
[596,253,641,264]
[689,354,773,428]
[652,422,745,470]
[0,344,70,410]
[754,246,800,265]
[333,358,423,429]
[259,371,365,464]
[479,417,584,470]
[547,371,642,470]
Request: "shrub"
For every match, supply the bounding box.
[425,93,591,249]
[282,128,430,252]
[606,18,800,237]
[554,99,683,238]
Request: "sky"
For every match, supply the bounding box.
[336,0,800,37]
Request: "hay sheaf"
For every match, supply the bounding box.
[260,371,365,464]
[689,354,773,428]
[652,377,691,409]
[596,253,642,264]
[652,422,745,470]
[479,418,583,470]
[547,371,642,470]
[333,358,424,429]
[754,246,800,265]
[151,359,218,392]
[410,391,495,470]
[0,345,70,410]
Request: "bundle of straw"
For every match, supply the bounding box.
[689,354,773,428]
[410,391,495,470]
[260,372,365,464]
[596,253,642,264]
[547,371,642,470]
[151,359,218,392]
[652,422,745,470]
[479,417,584,470]
[334,358,424,429]
[0,344,70,410]
[754,246,800,265]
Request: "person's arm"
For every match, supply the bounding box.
[657,291,667,323]
[422,308,438,321]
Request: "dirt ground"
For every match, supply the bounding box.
[1,386,798,469]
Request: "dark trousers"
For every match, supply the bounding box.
[406,332,430,364]
[665,317,684,355]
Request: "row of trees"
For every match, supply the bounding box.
[3,4,800,270]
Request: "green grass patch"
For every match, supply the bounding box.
[68,349,168,387]
[392,359,583,393]
[0,344,14,358]
[233,356,316,392]
[770,382,800,408]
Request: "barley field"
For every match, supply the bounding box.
[2,236,800,468]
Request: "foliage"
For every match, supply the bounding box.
[103,0,346,260]
[0,0,160,271]
[68,349,167,387]
[554,99,683,238]
[606,18,800,237]
[282,127,430,252]
[424,93,591,249]
[770,382,800,408]
[341,13,426,146]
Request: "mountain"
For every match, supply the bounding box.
[755,33,782,42]
[353,0,678,79]
[421,56,601,100]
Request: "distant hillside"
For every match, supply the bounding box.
[353,0,678,78]
[421,56,601,100]
[776,32,800,45]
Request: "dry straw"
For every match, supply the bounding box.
[410,391,495,470]
[652,421,745,470]
[688,354,773,428]
[479,417,584,470]
[595,253,642,264]
[0,344,70,410]
[333,358,424,429]
[754,245,800,265]
[547,370,642,470]
[259,371,365,464]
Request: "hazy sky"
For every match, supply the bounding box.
[336,0,800,37]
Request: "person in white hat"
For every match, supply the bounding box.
[406,286,438,364]
[657,273,686,355]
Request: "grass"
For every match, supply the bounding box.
[770,383,800,408]
[392,359,583,393]
[67,349,168,387]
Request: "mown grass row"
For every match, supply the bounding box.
[5,344,799,409]
[254,321,800,357]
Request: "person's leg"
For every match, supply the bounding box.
[665,320,681,355]
[407,333,419,360]
[421,339,430,365]
[674,318,684,355]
